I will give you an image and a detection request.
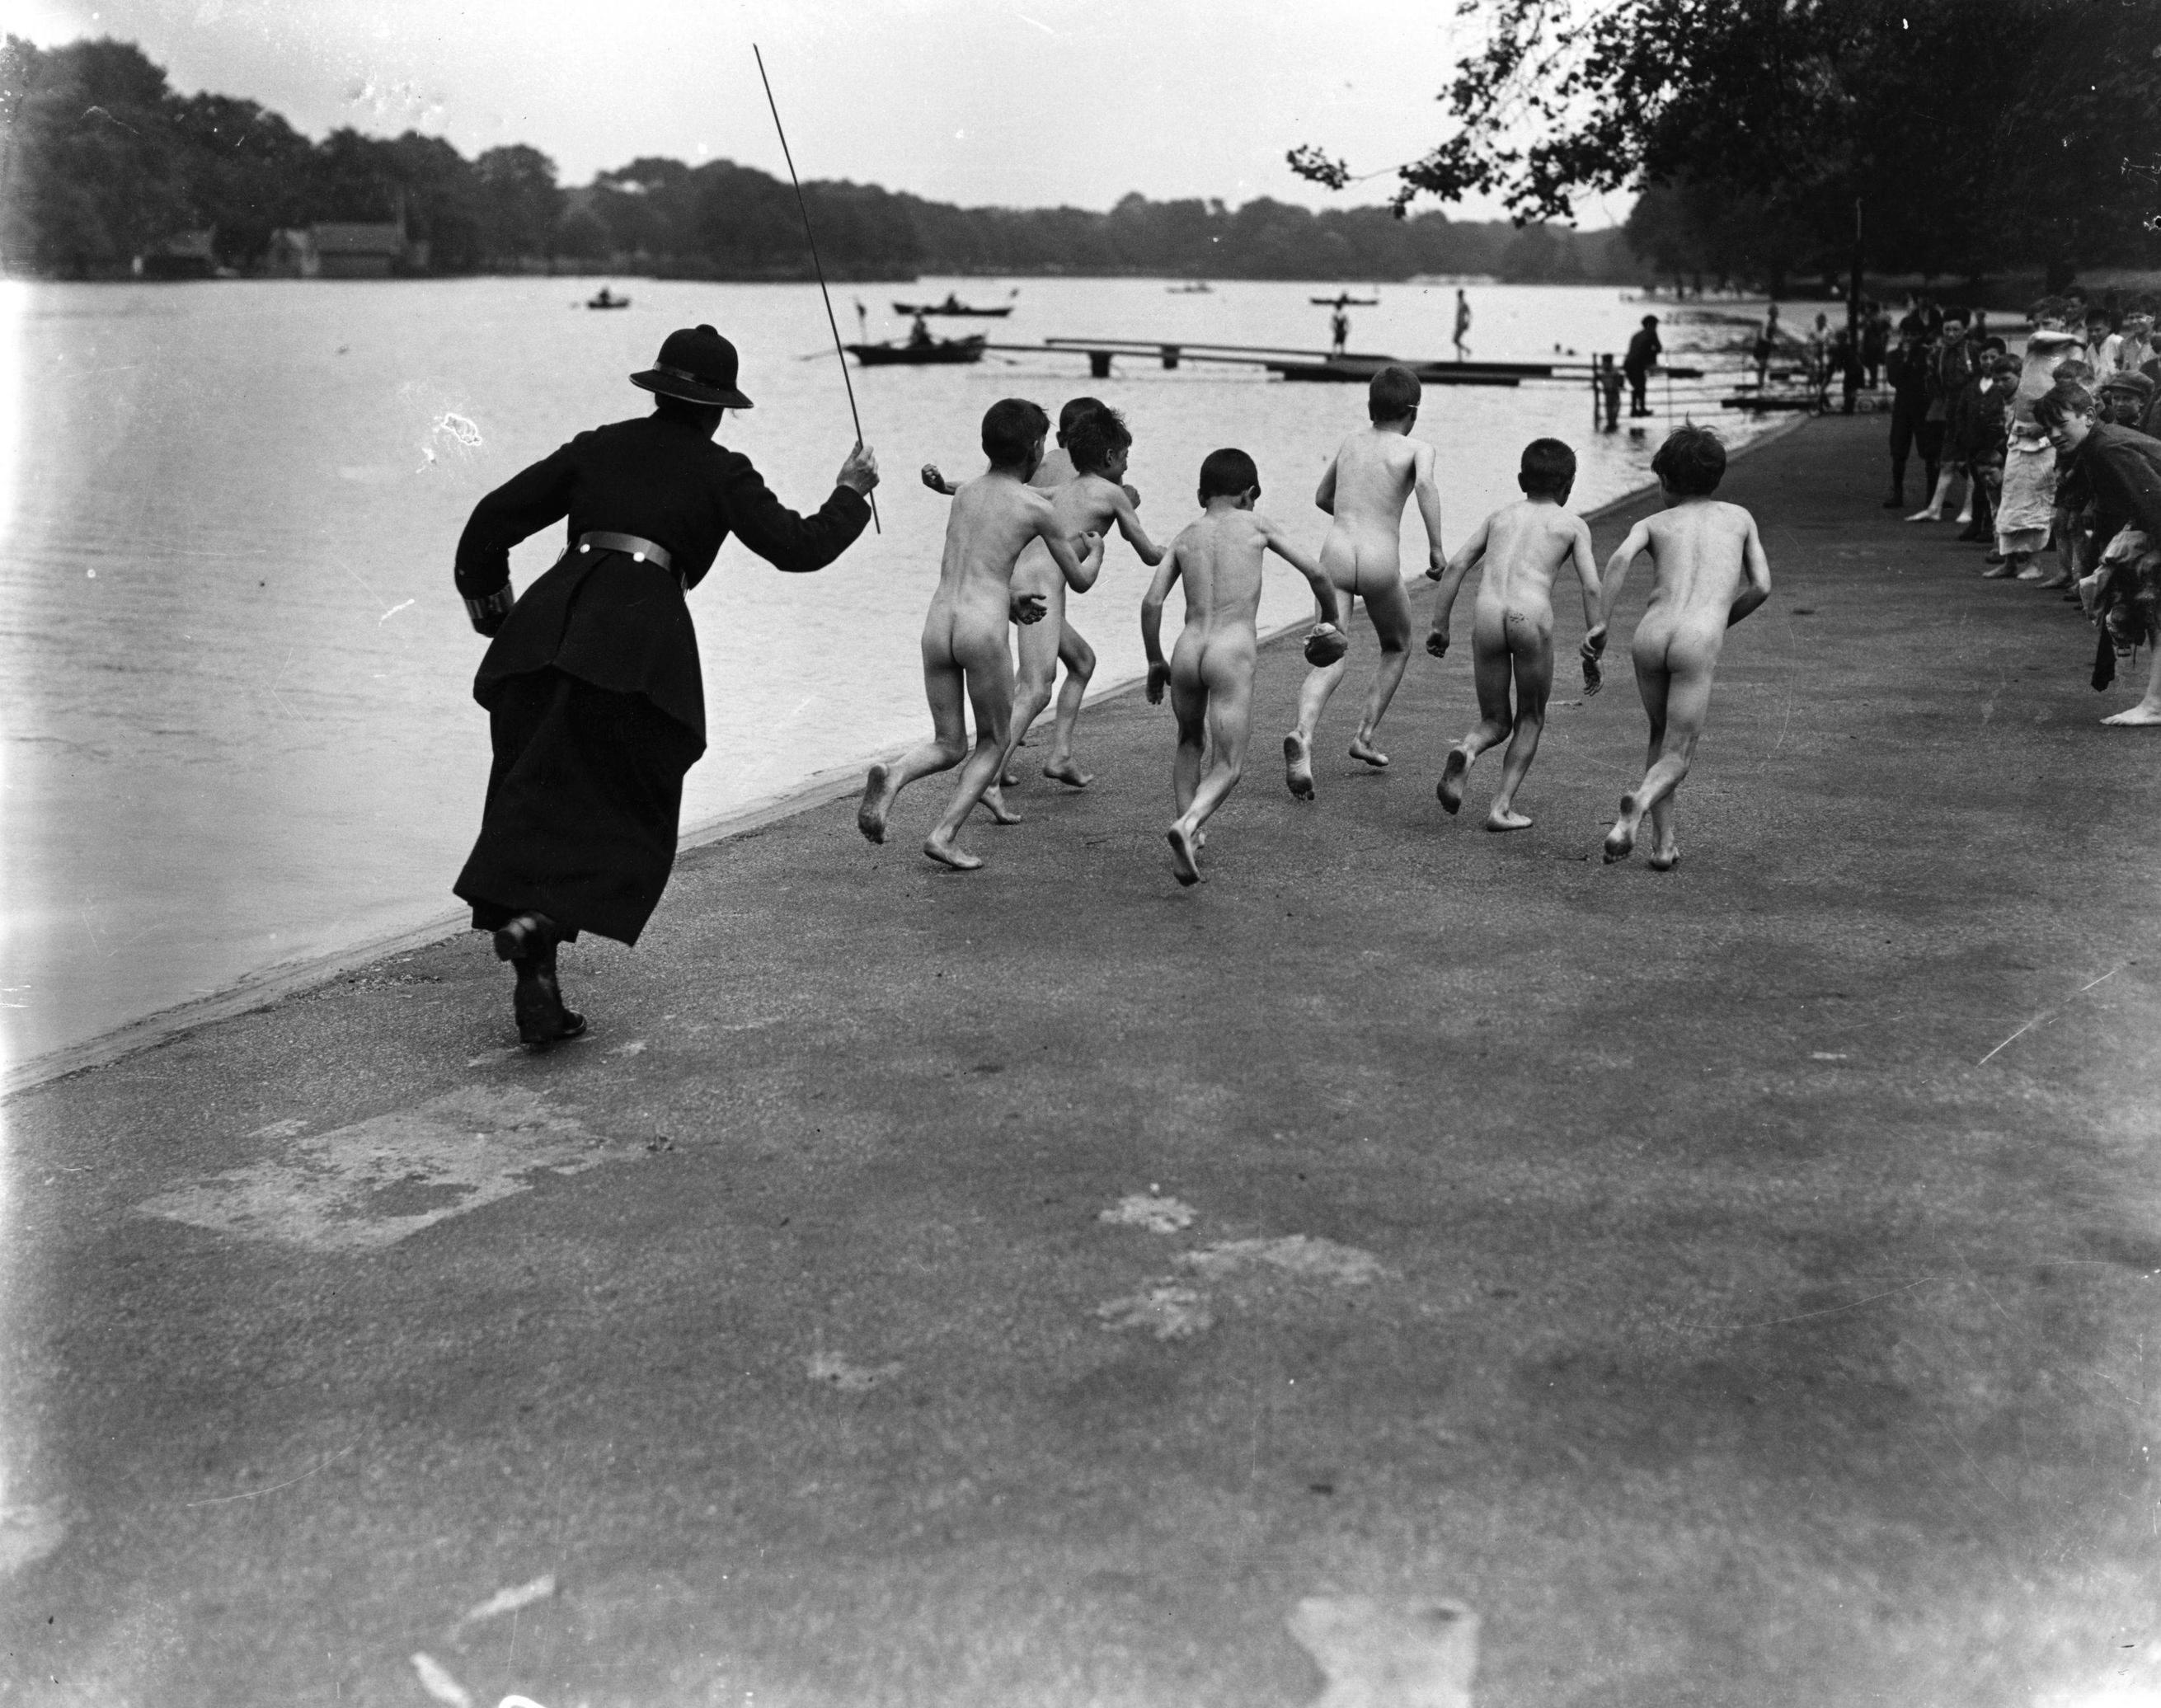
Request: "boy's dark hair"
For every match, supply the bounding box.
[1980,336,2007,354]
[1651,425,1727,496]
[1065,403,1132,475]
[1940,306,1970,326]
[1058,395,1107,436]
[1368,364,1421,422]
[982,397,1051,467]
[1518,438,1576,498]
[2032,381,2093,427]
[1197,448,1260,503]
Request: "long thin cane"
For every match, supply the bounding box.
[754,45,880,533]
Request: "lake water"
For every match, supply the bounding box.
[0,276,1778,1065]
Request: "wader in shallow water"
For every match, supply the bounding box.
[452,323,878,1045]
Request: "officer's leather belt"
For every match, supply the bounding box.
[576,532,675,576]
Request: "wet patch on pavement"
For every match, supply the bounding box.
[134,1087,629,1251]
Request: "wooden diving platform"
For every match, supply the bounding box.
[978,337,1703,386]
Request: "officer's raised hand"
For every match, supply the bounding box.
[839,441,880,495]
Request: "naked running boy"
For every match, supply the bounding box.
[1426,438,1600,831]
[1284,364,1447,798]
[1143,449,1343,884]
[860,399,1102,870]
[997,403,1165,796]
[1589,425,1771,870]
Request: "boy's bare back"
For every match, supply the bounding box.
[1320,428,1442,568]
[940,474,1064,616]
[1470,500,1596,617]
[1628,500,1764,625]
[1165,509,1280,633]
[1015,471,1143,591]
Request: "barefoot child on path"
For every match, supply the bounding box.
[862,400,1102,870]
[1143,449,1344,884]
[1283,364,1447,799]
[1591,425,1770,870]
[996,404,1165,796]
[1426,438,1601,832]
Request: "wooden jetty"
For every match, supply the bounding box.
[980,336,1703,387]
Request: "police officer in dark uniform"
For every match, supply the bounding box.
[452,323,879,1046]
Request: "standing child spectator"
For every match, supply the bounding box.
[1958,356,2018,543]
[1884,323,1933,509]
[1805,312,1832,410]
[1752,303,1782,388]
[1908,309,1974,521]
[1990,407,2056,582]
[1598,354,1623,431]
[2086,305,2121,382]
[1861,303,1889,389]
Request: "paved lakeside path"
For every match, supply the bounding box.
[6,414,2159,1707]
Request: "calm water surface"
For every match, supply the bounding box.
[1,276,1776,1062]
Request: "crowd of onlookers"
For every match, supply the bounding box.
[1872,289,2161,723]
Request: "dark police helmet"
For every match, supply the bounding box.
[631,324,754,409]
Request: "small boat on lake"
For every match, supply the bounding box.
[586,288,631,309]
[1311,291,1379,307]
[1167,281,1214,293]
[846,333,988,367]
[891,291,1016,318]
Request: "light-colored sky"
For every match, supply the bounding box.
[12,0,1628,225]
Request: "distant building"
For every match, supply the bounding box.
[312,222,407,279]
[135,228,217,280]
[263,207,430,279]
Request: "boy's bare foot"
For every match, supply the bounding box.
[1042,759,1093,787]
[1647,838,1681,870]
[981,786,1025,825]
[2101,704,2161,725]
[1486,805,1533,832]
[1166,824,1202,885]
[923,833,984,870]
[857,764,893,843]
[1603,795,1639,863]
[1284,733,1315,800]
[1000,763,1022,786]
[1905,509,1941,523]
[1980,561,2018,579]
[2014,563,2046,582]
[1348,735,1389,768]
[1436,748,1469,814]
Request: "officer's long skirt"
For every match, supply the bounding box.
[453,665,703,946]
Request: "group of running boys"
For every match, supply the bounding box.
[859,364,1772,883]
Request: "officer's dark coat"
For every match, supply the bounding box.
[451,412,870,943]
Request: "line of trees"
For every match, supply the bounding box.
[0,35,1646,284]
[1293,0,2161,300]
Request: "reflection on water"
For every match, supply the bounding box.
[0,276,1773,1062]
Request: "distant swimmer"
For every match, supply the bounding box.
[859,399,1102,870]
[1283,364,1447,797]
[1332,307,1351,357]
[1454,289,1472,360]
[451,323,876,1046]
[1426,438,1601,832]
[1589,426,1770,870]
[997,402,1163,798]
[1142,449,1342,884]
